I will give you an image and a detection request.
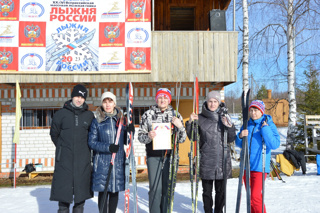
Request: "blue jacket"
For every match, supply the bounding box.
[88,107,126,192]
[235,114,280,173]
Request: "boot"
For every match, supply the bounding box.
[58,209,69,213]
[72,201,85,213]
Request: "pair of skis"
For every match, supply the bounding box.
[167,82,182,213]
[124,82,138,213]
[235,89,251,213]
[189,77,200,213]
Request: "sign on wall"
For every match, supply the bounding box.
[0,0,151,73]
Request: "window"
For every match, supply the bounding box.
[123,106,149,126]
[170,7,195,30]
[21,108,60,129]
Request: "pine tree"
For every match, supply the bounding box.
[295,62,320,154]
[256,84,268,100]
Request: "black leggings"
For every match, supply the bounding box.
[98,191,119,213]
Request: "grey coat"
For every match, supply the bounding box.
[186,102,236,180]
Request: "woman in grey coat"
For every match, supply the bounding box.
[185,91,236,213]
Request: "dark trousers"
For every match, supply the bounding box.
[98,191,119,213]
[202,179,225,213]
[58,201,85,213]
[147,156,170,213]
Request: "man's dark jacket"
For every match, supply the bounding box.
[50,100,94,203]
[186,102,236,180]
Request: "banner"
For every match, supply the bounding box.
[0,0,151,73]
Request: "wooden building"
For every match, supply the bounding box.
[0,0,237,177]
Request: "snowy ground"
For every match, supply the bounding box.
[1,127,319,213]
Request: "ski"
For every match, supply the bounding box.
[189,76,200,213]
[235,89,251,213]
[124,82,138,213]
[167,82,182,213]
[100,117,124,213]
[270,159,285,183]
[222,105,228,213]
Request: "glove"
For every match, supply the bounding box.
[109,144,119,153]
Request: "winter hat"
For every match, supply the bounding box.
[155,88,172,103]
[206,91,221,103]
[101,91,117,105]
[249,100,265,114]
[71,84,87,100]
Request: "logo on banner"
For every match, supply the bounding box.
[21,53,43,70]
[24,24,41,43]
[130,50,145,68]
[21,2,45,18]
[127,28,149,44]
[104,25,120,43]
[0,49,13,69]
[102,2,122,19]
[0,0,14,17]
[130,0,145,18]
[49,28,96,71]
[101,52,121,70]
[0,25,14,43]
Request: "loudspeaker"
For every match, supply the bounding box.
[209,9,226,31]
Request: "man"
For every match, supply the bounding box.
[138,88,186,213]
[50,84,94,213]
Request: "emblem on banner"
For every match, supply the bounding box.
[101,52,121,70]
[130,50,145,68]
[0,0,14,17]
[127,28,149,44]
[102,2,121,19]
[130,0,145,18]
[24,24,41,43]
[0,49,13,69]
[104,25,120,43]
[21,2,45,18]
[0,25,14,43]
[21,53,43,70]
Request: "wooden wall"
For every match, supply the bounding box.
[154,0,231,30]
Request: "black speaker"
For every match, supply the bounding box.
[209,9,226,31]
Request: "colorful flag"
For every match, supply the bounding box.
[13,80,22,144]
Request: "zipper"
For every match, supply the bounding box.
[110,117,116,192]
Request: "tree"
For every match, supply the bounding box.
[242,0,250,95]
[297,62,320,115]
[294,62,320,152]
[256,84,268,100]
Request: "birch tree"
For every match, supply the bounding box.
[242,0,250,94]
[248,0,320,150]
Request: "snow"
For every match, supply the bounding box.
[1,127,320,213]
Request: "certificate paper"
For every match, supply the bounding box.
[152,123,172,150]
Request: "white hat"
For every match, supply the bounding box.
[101,92,116,105]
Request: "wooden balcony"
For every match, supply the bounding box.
[0,31,238,83]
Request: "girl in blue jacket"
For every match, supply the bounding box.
[88,91,126,213]
[236,100,280,213]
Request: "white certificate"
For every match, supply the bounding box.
[152,123,172,150]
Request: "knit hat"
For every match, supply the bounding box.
[249,100,265,114]
[71,84,87,100]
[155,88,172,103]
[101,91,116,105]
[206,91,221,103]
